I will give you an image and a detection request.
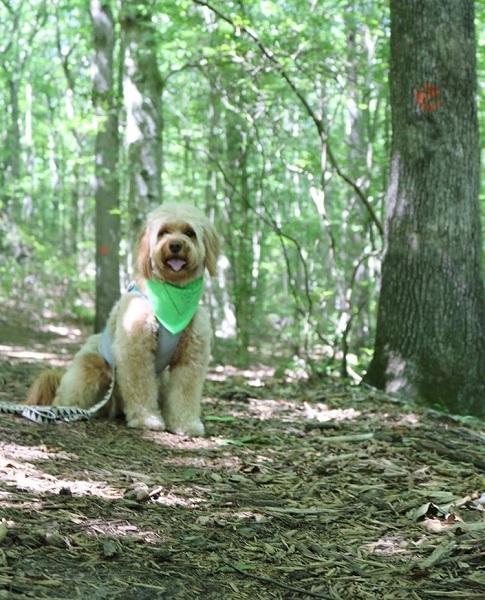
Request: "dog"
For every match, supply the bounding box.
[26,202,220,436]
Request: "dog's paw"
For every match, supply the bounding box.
[169,419,205,437]
[127,414,166,431]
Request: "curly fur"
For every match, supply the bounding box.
[26,202,220,436]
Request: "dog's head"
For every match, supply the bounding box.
[137,202,220,285]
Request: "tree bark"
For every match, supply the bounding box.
[90,0,121,332]
[365,0,485,415]
[121,0,162,253]
[225,112,252,366]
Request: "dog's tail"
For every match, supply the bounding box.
[25,369,64,406]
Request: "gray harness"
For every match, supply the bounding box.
[99,283,183,375]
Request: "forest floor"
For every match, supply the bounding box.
[1,303,485,599]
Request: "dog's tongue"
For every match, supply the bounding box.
[167,258,186,272]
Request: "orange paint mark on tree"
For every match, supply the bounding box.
[100,245,109,256]
[416,84,442,112]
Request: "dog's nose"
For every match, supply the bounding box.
[169,241,183,254]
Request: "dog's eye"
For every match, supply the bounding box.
[158,229,170,239]
[185,229,196,238]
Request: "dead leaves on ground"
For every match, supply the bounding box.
[0,376,485,599]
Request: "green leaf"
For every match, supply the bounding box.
[215,435,256,446]
[204,415,238,423]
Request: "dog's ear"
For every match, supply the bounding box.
[137,228,153,279]
[202,218,221,277]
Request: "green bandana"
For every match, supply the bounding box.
[144,277,204,334]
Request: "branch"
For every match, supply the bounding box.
[192,0,383,237]
[17,1,48,73]
[0,0,13,13]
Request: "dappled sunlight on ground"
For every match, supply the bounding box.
[42,324,83,338]
[208,363,277,386]
[2,379,485,598]
[0,344,70,365]
[302,401,361,423]
[0,303,86,368]
[0,438,220,509]
[0,456,123,500]
[0,442,78,463]
[141,429,219,452]
[1,307,485,598]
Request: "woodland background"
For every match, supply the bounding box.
[1,5,485,597]
[0,0,484,384]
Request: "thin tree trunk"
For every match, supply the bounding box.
[365,0,485,415]
[90,0,121,332]
[225,113,252,366]
[121,0,162,255]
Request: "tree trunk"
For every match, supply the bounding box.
[121,0,162,254]
[225,112,252,366]
[7,77,21,183]
[365,0,485,415]
[90,0,121,332]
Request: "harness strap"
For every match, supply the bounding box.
[99,282,182,375]
[100,326,115,369]
[154,327,182,374]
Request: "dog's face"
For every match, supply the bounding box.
[137,203,220,285]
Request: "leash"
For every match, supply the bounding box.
[0,372,115,425]
[2,278,196,425]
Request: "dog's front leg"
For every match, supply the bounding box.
[162,363,206,437]
[113,298,166,430]
[116,359,165,430]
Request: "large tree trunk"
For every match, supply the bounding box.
[90,0,121,332]
[365,0,485,415]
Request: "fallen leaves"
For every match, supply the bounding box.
[0,520,7,544]
[0,369,485,598]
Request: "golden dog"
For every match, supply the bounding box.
[26,202,220,436]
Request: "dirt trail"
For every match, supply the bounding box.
[1,308,485,599]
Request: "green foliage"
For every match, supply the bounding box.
[0,0,484,378]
